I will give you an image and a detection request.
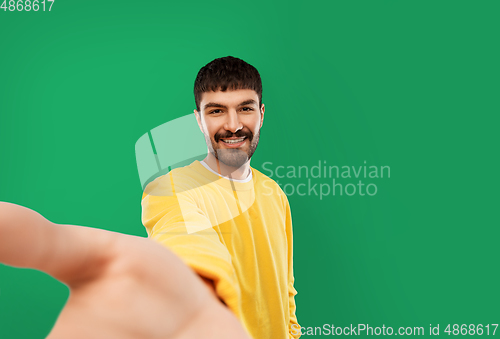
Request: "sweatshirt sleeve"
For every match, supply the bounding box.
[141,172,241,317]
[284,196,301,339]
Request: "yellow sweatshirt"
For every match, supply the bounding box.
[141,160,300,339]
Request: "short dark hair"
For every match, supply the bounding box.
[194,56,262,112]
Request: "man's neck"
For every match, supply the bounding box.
[203,154,251,180]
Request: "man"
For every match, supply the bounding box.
[0,56,299,339]
[141,56,300,338]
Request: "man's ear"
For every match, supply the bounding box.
[259,104,265,129]
[194,109,205,134]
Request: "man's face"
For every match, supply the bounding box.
[195,89,264,168]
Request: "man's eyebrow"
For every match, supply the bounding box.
[203,99,258,111]
[238,99,258,106]
[203,102,227,110]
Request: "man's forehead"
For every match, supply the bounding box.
[200,89,259,108]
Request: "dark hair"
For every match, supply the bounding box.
[194,56,262,112]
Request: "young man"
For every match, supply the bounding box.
[0,57,299,339]
[141,56,300,338]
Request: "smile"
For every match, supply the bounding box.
[220,136,247,147]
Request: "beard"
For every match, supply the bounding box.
[204,127,261,169]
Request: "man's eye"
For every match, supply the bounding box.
[210,109,222,114]
[242,107,253,112]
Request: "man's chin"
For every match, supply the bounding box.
[213,149,250,168]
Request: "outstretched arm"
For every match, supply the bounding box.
[0,202,250,339]
[0,202,115,286]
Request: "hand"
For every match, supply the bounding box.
[0,202,250,339]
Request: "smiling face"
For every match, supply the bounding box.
[195,89,264,169]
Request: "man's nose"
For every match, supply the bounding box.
[224,110,243,133]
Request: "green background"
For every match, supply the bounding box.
[1,1,499,337]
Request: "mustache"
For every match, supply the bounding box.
[215,129,253,142]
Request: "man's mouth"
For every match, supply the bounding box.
[219,136,247,147]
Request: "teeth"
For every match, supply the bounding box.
[222,137,245,144]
